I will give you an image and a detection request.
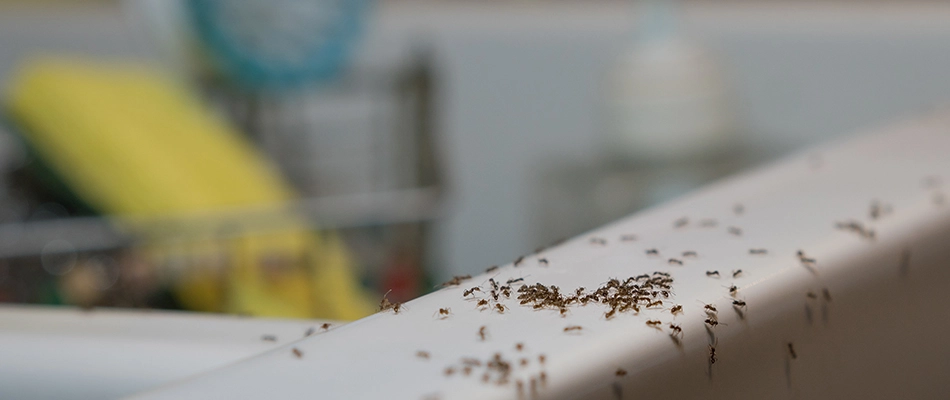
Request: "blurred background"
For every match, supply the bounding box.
[1,0,949,321]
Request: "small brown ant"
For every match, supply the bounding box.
[616,368,628,377]
[321,323,332,331]
[668,258,683,265]
[646,248,659,256]
[705,318,719,327]
[476,299,489,309]
[787,342,797,359]
[494,304,508,314]
[462,366,472,376]
[646,320,662,328]
[669,323,683,337]
[515,342,524,351]
[670,304,683,315]
[702,303,718,314]
[728,226,743,236]
[709,345,718,364]
[673,217,689,228]
[732,269,743,278]
[520,358,529,367]
[647,300,664,308]
[416,351,430,359]
[538,258,549,266]
[590,237,607,246]
[564,325,583,333]
[486,265,499,273]
[261,334,277,342]
[514,255,525,266]
[444,367,455,376]
[441,275,472,287]
[620,234,637,242]
[292,348,303,359]
[706,270,720,278]
[749,248,767,255]
[507,277,524,285]
[463,287,481,297]
[605,308,616,319]
[682,251,698,258]
[732,300,746,308]
[539,354,546,365]
[435,308,452,319]
[728,285,738,297]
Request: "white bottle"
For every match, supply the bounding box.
[606,0,735,162]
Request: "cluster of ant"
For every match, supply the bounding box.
[439,347,548,399]
[834,220,876,240]
[515,272,674,320]
[462,277,520,314]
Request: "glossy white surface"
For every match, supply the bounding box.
[0,306,338,400]
[131,113,950,399]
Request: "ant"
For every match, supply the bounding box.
[702,303,718,314]
[709,345,717,364]
[321,323,332,331]
[787,342,797,359]
[538,258,549,266]
[463,366,472,376]
[539,354,546,365]
[682,251,698,258]
[797,250,817,264]
[378,290,404,314]
[476,299,490,309]
[669,323,683,338]
[604,308,616,320]
[463,287,482,297]
[732,300,746,308]
[728,285,738,297]
[590,237,607,246]
[486,265,499,273]
[304,327,315,337]
[559,308,569,317]
[441,275,472,287]
[732,270,743,278]
[670,304,683,315]
[564,325,583,333]
[507,277,524,285]
[646,248,659,256]
[416,351,430,359]
[620,234,637,242]
[646,320,662,328]
[822,288,832,302]
[292,348,303,359]
[647,300,664,308]
[749,248,767,255]
[444,367,455,376]
[519,358,529,367]
[514,255,525,266]
[515,343,524,351]
[706,270,720,278]
[616,368,628,377]
[435,308,452,319]
[705,318,719,327]
[261,335,277,342]
[673,217,689,228]
[494,304,508,314]
[668,258,683,265]
[728,226,743,236]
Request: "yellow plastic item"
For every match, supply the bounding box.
[6,57,375,320]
